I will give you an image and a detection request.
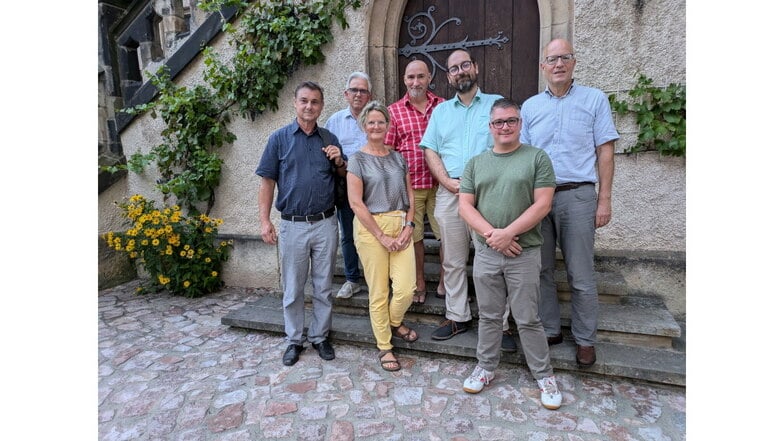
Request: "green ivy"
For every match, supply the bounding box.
[609,74,686,157]
[108,0,361,212]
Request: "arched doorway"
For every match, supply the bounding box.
[396,0,539,105]
[368,0,573,106]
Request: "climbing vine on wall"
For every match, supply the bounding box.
[115,0,362,213]
[609,74,686,157]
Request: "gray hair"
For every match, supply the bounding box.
[345,72,371,91]
[357,100,389,127]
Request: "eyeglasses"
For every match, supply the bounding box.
[347,88,370,96]
[490,117,520,129]
[447,60,473,75]
[543,54,575,65]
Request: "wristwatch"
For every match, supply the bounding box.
[404,221,415,228]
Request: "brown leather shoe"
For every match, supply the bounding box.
[547,333,563,346]
[576,345,596,367]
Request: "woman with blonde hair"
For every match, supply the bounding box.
[347,101,418,372]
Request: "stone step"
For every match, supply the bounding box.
[276,283,679,349]
[221,295,685,386]
[334,262,628,304]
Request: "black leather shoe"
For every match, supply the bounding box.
[282,344,304,366]
[312,340,335,360]
[547,333,563,346]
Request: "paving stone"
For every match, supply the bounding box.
[97,281,686,440]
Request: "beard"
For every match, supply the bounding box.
[408,87,425,99]
[450,74,477,93]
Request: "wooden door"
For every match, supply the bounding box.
[396,0,540,106]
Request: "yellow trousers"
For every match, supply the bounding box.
[354,211,416,350]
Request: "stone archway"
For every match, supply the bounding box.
[367,0,573,105]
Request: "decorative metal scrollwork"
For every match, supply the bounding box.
[398,6,509,85]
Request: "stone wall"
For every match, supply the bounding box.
[98,0,686,314]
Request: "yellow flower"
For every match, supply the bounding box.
[165,246,173,255]
[183,244,190,250]
[211,271,218,277]
[152,239,160,246]
[183,280,191,288]
[205,257,212,263]
[204,227,213,233]
[141,240,148,246]
[129,252,138,259]
[180,250,186,257]
[221,241,227,247]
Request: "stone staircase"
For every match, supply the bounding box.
[222,238,685,386]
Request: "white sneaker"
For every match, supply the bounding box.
[336,281,361,299]
[537,376,563,410]
[463,365,494,394]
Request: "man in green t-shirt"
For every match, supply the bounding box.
[457,98,561,410]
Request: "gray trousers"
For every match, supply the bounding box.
[539,184,598,346]
[278,216,338,345]
[473,243,553,379]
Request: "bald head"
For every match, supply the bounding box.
[403,59,432,100]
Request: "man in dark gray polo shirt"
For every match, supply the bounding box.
[256,81,347,366]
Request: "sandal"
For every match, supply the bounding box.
[391,323,419,342]
[378,350,400,372]
[413,290,426,305]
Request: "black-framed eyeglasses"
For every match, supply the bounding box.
[347,88,370,96]
[447,60,473,75]
[490,117,520,129]
[543,54,575,65]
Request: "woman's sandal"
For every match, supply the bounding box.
[378,350,400,372]
[413,290,426,305]
[391,323,419,342]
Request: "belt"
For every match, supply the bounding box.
[280,207,335,222]
[555,181,594,192]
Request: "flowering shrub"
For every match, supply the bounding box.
[103,195,232,297]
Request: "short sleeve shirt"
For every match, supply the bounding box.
[520,83,618,184]
[255,120,343,216]
[325,107,367,158]
[419,89,502,178]
[346,150,410,214]
[385,90,444,189]
[461,145,555,248]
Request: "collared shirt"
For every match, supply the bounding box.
[385,90,445,189]
[255,119,344,216]
[520,82,619,184]
[419,88,501,178]
[325,107,367,158]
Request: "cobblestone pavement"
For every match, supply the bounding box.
[98,280,686,441]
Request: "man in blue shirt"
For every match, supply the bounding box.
[421,50,516,351]
[325,72,372,299]
[520,39,619,367]
[256,81,347,366]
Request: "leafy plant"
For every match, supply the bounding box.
[609,74,686,156]
[107,0,362,212]
[103,194,233,297]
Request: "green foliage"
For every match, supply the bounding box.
[204,0,361,119]
[124,67,235,213]
[103,195,233,297]
[111,0,361,211]
[609,74,686,156]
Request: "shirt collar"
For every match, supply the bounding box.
[545,80,576,98]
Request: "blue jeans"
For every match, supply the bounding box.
[539,184,598,346]
[337,202,361,283]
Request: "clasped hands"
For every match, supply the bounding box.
[484,228,521,257]
[378,228,412,253]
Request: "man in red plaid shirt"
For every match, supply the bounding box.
[385,60,446,305]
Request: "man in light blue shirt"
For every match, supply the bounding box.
[325,72,372,299]
[520,39,619,367]
[421,50,515,351]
